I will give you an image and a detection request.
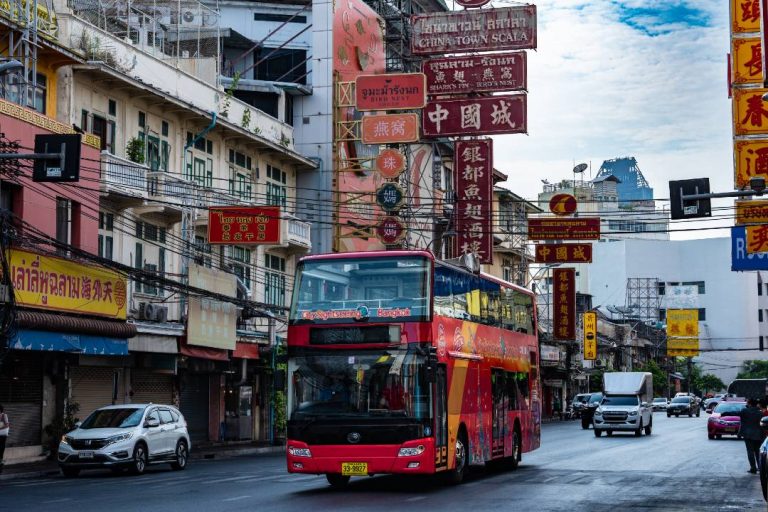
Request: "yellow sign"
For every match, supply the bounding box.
[666,309,698,338]
[734,139,768,189]
[583,311,597,361]
[735,199,768,225]
[732,37,763,84]
[733,89,768,136]
[8,249,127,319]
[667,336,699,357]
[731,0,761,34]
[667,348,699,357]
[746,225,768,253]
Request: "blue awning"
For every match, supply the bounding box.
[10,329,129,356]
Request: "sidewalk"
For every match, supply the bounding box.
[0,442,285,482]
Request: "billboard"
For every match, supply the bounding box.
[553,268,575,340]
[411,6,537,55]
[454,139,493,264]
[422,94,526,137]
[534,243,592,264]
[735,199,768,224]
[361,113,419,144]
[422,52,526,96]
[188,264,237,350]
[666,309,699,357]
[208,206,281,244]
[355,73,426,110]
[527,218,601,240]
[732,225,768,270]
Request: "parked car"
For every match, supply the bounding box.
[667,396,700,417]
[759,416,768,501]
[707,401,746,439]
[580,392,603,429]
[58,404,191,477]
[651,397,669,411]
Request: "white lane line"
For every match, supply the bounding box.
[201,474,263,485]
[406,497,427,502]
[41,498,73,504]
[223,495,251,502]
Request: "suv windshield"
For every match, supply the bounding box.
[671,397,690,403]
[588,393,603,404]
[80,408,145,429]
[602,395,639,406]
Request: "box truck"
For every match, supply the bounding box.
[593,372,654,437]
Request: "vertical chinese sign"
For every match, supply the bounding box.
[583,311,597,361]
[553,268,575,341]
[454,139,493,264]
[665,309,699,357]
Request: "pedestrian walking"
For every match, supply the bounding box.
[0,404,9,473]
[737,398,763,474]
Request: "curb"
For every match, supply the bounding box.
[0,468,60,482]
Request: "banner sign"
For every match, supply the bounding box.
[422,94,526,137]
[454,139,493,264]
[762,0,768,86]
[361,113,419,144]
[355,73,426,111]
[422,52,526,96]
[667,338,700,358]
[188,264,237,350]
[583,311,597,360]
[9,249,127,319]
[732,225,768,270]
[411,5,537,55]
[734,139,768,189]
[553,268,575,340]
[527,218,601,240]
[534,243,592,263]
[735,199,768,224]
[208,206,280,245]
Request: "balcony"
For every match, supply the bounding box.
[101,152,148,205]
[284,216,311,254]
[147,171,194,216]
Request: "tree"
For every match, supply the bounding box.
[736,360,768,379]
[698,373,726,395]
[639,360,667,397]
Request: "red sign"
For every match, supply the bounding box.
[411,6,537,55]
[456,0,491,6]
[208,206,281,245]
[553,268,575,340]
[423,52,526,96]
[355,73,426,111]
[361,113,419,144]
[375,149,406,178]
[376,216,406,245]
[762,0,768,86]
[454,139,493,264]
[549,193,578,216]
[422,94,526,138]
[527,218,601,241]
[534,244,592,264]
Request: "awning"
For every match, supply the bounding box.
[16,309,137,338]
[10,329,129,355]
[233,342,260,360]
[179,336,229,361]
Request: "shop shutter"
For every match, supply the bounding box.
[180,373,209,443]
[131,370,173,405]
[0,352,43,447]
[70,367,125,420]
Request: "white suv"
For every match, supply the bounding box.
[58,404,191,477]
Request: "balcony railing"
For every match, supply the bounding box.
[285,217,311,251]
[101,152,148,200]
[147,172,194,207]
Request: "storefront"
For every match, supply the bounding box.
[540,344,567,418]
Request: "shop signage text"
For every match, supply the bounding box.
[422,94,526,137]
[208,206,280,245]
[423,52,526,95]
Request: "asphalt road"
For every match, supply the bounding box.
[2,412,764,512]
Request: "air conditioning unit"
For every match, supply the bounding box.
[138,301,154,321]
[153,305,168,323]
[594,358,607,368]
[181,9,197,26]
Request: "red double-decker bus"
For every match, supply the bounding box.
[285,251,541,487]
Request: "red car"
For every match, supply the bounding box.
[707,401,746,440]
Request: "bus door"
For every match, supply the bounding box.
[491,369,507,457]
[434,364,448,471]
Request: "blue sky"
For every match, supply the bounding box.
[485,0,732,239]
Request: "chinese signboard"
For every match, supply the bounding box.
[411,6,537,55]
[375,148,406,178]
[735,199,768,224]
[732,225,768,270]
[527,218,601,240]
[746,224,768,252]
[734,138,768,188]
[732,0,761,34]
[208,206,281,245]
[376,216,406,245]
[733,88,768,135]
[583,311,597,361]
[553,268,575,340]
[667,337,700,358]
[355,73,426,111]
[422,52,526,96]
[666,308,699,357]
[9,249,127,319]
[375,182,405,211]
[454,139,493,264]
[422,94,526,137]
[534,243,592,264]
[188,264,237,350]
[732,37,763,84]
[548,193,578,216]
[361,113,419,144]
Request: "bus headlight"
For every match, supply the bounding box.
[288,446,312,458]
[398,445,425,457]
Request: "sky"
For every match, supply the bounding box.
[484,0,733,240]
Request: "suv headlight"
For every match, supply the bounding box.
[628,410,638,416]
[61,435,72,445]
[594,408,602,416]
[106,432,133,445]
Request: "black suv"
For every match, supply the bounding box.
[667,396,700,417]
[581,392,603,429]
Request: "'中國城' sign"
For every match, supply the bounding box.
[454,139,493,264]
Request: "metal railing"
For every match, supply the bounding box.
[101,151,147,197]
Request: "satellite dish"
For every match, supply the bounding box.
[573,163,588,174]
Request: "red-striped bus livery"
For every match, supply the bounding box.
[285,251,541,487]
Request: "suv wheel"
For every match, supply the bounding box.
[130,443,148,475]
[171,440,188,471]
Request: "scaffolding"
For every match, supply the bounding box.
[625,277,661,324]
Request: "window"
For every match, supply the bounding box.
[98,211,114,260]
[253,13,307,23]
[697,308,706,321]
[108,99,117,116]
[56,198,71,245]
[187,153,213,187]
[265,254,286,307]
[186,132,214,154]
[158,409,174,424]
[683,281,705,294]
[28,72,46,114]
[229,149,253,200]
[658,308,667,322]
[0,182,18,214]
[230,246,251,290]
[194,235,212,268]
[657,282,666,296]
[760,309,764,323]
[266,165,287,207]
[759,282,763,296]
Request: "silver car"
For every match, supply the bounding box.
[58,404,191,477]
[651,397,668,411]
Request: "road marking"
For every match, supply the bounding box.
[201,474,262,485]
[41,498,72,504]
[406,496,427,502]
[223,495,251,502]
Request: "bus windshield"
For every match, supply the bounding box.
[288,347,431,421]
[289,256,431,325]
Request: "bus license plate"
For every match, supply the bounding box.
[341,462,367,476]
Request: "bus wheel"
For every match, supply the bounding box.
[326,473,350,489]
[447,431,468,485]
[508,429,521,471]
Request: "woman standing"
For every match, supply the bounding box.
[0,404,9,473]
